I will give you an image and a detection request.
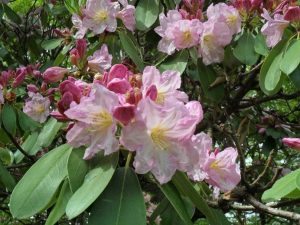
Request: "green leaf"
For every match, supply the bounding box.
[45,179,72,225]
[159,183,193,225]
[17,109,40,132]
[197,61,224,103]
[0,160,16,192]
[135,0,159,31]
[88,167,146,225]
[66,153,118,219]
[172,172,230,225]
[3,4,22,24]
[254,33,269,56]
[41,38,64,50]
[280,39,300,75]
[2,104,17,136]
[14,132,39,163]
[53,44,72,66]
[67,149,88,193]
[30,118,63,155]
[0,147,13,166]
[289,64,300,90]
[10,144,72,219]
[233,31,259,66]
[259,40,287,95]
[159,50,189,75]
[118,31,144,71]
[262,168,300,202]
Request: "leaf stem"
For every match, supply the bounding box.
[125,152,132,169]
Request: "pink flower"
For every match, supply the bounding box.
[23,92,50,123]
[70,39,87,68]
[166,19,203,50]
[65,84,119,159]
[43,67,68,83]
[121,98,202,184]
[142,66,188,105]
[198,20,232,65]
[12,67,27,88]
[203,147,241,192]
[88,44,112,72]
[187,133,241,192]
[282,138,300,150]
[155,10,183,55]
[113,103,135,125]
[284,6,300,22]
[261,9,289,47]
[117,0,136,32]
[72,14,88,39]
[207,3,242,35]
[82,0,120,34]
[0,87,4,104]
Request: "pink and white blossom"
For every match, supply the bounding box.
[261,9,289,47]
[142,66,188,105]
[72,14,88,39]
[88,44,112,72]
[121,98,202,184]
[82,0,120,35]
[117,0,136,32]
[207,3,242,35]
[65,84,120,159]
[23,92,50,123]
[198,20,232,65]
[282,137,300,151]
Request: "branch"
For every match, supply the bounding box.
[246,194,300,222]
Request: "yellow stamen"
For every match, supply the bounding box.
[182,30,193,44]
[91,110,113,129]
[35,104,45,114]
[156,92,165,104]
[94,10,108,22]
[150,126,169,150]
[226,15,237,26]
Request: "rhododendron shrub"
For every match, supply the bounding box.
[1,0,300,224]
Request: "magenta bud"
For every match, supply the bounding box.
[113,104,136,125]
[58,92,74,114]
[284,6,300,22]
[27,84,39,93]
[107,78,131,94]
[108,64,128,81]
[12,68,27,88]
[76,39,87,59]
[50,111,69,121]
[282,138,300,150]
[70,49,80,66]
[59,80,81,103]
[43,67,68,83]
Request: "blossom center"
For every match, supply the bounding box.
[226,15,237,26]
[203,34,214,48]
[35,104,45,114]
[150,126,169,150]
[156,91,165,104]
[94,10,108,22]
[182,30,193,44]
[91,110,113,129]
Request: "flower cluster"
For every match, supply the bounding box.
[155,2,242,65]
[261,2,300,47]
[38,39,241,187]
[72,0,135,38]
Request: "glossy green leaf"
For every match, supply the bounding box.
[17,109,40,132]
[67,149,88,193]
[53,44,72,66]
[88,167,146,225]
[45,180,72,225]
[119,31,144,71]
[30,118,63,155]
[289,64,300,89]
[159,50,189,75]
[66,153,118,219]
[136,0,159,30]
[14,132,39,163]
[9,144,72,219]
[41,38,64,50]
[0,160,16,192]
[197,61,225,103]
[280,39,300,75]
[159,183,193,225]
[2,104,17,136]
[259,40,287,95]
[254,33,269,56]
[262,168,300,202]
[0,147,13,166]
[172,172,230,225]
[233,31,259,65]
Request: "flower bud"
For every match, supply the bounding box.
[282,138,300,150]
[284,6,300,22]
[113,104,135,125]
[43,67,68,83]
[27,84,39,93]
